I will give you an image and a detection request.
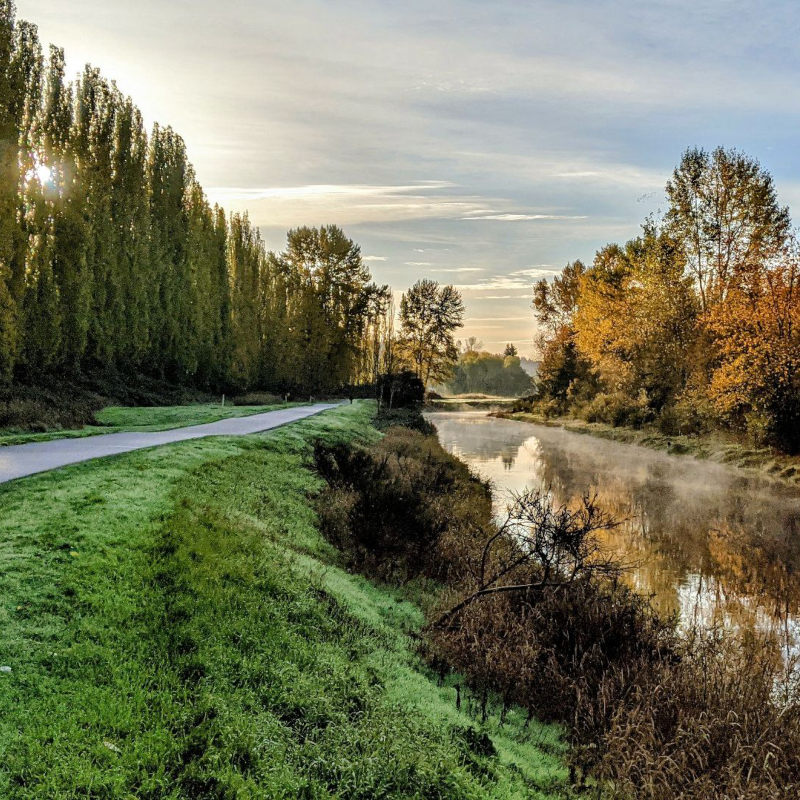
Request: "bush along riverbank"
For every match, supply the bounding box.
[315,407,800,799]
[0,401,568,799]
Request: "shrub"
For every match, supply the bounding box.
[656,404,681,436]
[377,370,425,408]
[578,389,653,428]
[314,427,491,582]
[374,407,435,434]
[0,385,103,431]
[511,394,536,413]
[670,386,716,436]
[231,391,283,405]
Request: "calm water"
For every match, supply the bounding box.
[429,411,800,658]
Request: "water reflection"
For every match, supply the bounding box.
[429,411,800,658]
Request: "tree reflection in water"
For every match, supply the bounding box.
[428,411,800,661]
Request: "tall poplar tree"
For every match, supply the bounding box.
[0,0,19,380]
[0,5,388,399]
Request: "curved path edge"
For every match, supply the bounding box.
[0,402,342,485]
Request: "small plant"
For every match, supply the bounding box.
[428,489,620,630]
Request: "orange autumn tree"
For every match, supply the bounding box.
[529,147,800,452]
[707,253,800,452]
[573,227,698,416]
[532,260,597,413]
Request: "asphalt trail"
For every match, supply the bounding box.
[0,403,340,484]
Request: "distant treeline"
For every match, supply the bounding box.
[0,2,390,396]
[444,343,533,397]
[530,146,800,453]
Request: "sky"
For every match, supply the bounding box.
[16,0,800,357]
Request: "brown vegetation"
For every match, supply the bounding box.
[314,414,800,797]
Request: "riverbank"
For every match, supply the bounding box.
[496,410,800,486]
[427,395,518,412]
[0,401,568,798]
[428,409,800,798]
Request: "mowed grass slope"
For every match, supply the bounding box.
[0,402,568,799]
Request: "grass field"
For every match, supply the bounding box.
[0,401,569,798]
[0,402,304,447]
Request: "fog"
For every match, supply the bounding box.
[429,411,800,657]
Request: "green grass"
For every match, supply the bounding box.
[0,401,569,798]
[0,401,305,447]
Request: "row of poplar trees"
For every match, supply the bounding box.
[0,2,390,394]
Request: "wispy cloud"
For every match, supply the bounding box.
[462,213,588,221]
[208,182,455,201]
[456,266,561,291]
[430,267,484,273]
[207,181,590,228]
[466,316,531,322]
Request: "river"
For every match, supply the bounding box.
[428,410,800,661]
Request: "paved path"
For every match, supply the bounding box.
[0,403,341,485]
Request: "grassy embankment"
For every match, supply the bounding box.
[0,402,306,447]
[498,410,800,485]
[0,401,568,798]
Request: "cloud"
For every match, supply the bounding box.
[511,267,556,276]
[462,213,588,221]
[207,181,592,228]
[462,322,529,329]
[455,266,561,291]
[208,182,454,201]
[431,267,484,273]
[205,182,484,226]
[466,316,531,322]
[549,162,666,189]
[457,277,537,291]
[363,255,387,262]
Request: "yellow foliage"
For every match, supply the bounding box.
[707,259,800,442]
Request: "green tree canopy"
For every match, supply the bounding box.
[398,279,464,387]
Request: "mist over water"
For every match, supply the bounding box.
[428,411,800,658]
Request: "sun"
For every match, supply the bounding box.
[35,164,52,184]
[25,158,54,187]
